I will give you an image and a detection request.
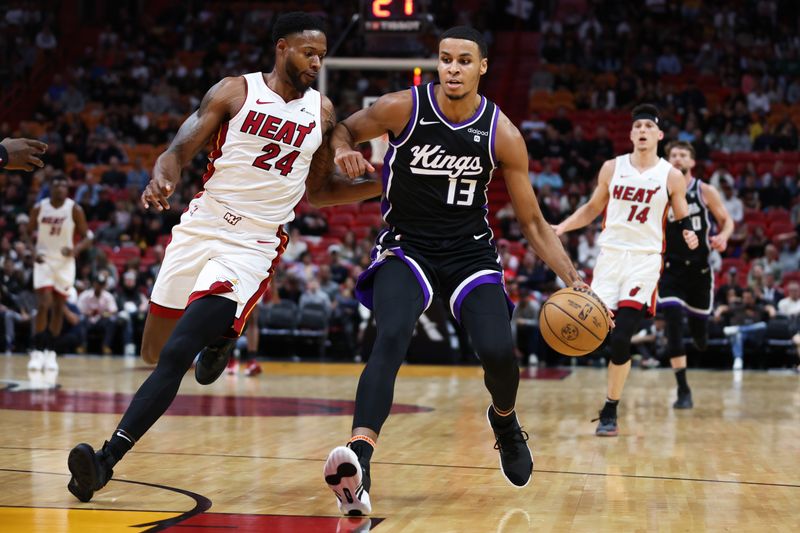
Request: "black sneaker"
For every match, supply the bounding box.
[195,337,237,385]
[486,406,533,487]
[67,442,114,502]
[592,406,619,436]
[673,388,693,409]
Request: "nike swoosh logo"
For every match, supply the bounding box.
[473,232,488,240]
[419,118,438,125]
[256,99,274,105]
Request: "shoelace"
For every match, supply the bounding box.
[493,427,530,459]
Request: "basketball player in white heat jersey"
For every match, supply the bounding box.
[67,12,382,503]
[27,175,92,371]
[555,104,698,437]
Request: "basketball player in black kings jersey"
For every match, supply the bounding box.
[323,27,586,515]
[658,141,733,408]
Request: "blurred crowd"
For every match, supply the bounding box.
[1,1,798,368]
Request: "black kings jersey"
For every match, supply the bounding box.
[380,82,499,241]
[665,177,711,263]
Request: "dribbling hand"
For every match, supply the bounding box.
[334,148,375,178]
[141,175,175,211]
[682,229,699,250]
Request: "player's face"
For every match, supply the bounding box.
[630,119,663,151]
[50,179,68,201]
[668,147,696,176]
[438,38,487,100]
[279,31,327,93]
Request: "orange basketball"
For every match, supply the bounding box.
[539,287,610,356]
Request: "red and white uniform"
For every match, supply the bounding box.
[150,72,322,334]
[592,154,671,315]
[33,197,76,296]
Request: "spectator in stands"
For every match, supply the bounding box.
[126,158,149,194]
[532,159,563,191]
[54,292,84,355]
[294,208,328,236]
[0,257,33,353]
[299,279,331,318]
[77,273,119,354]
[754,244,782,279]
[289,251,319,287]
[717,288,776,369]
[577,228,600,270]
[716,267,743,305]
[719,181,744,223]
[778,237,800,272]
[34,25,57,53]
[317,264,339,301]
[328,247,350,284]
[760,271,784,307]
[744,224,769,258]
[747,82,771,114]
[776,282,800,372]
[655,45,682,75]
[101,156,127,189]
[512,286,540,367]
[278,274,303,304]
[74,171,102,213]
[116,269,147,355]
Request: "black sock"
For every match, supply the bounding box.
[488,405,516,428]
[674,368,689,392]
[602,398,619,416]
[348,439,374,464]
[33,331,51,351]
[240,347,248,362]
[105,429,136,466]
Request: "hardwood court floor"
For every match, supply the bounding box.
[1,355,798,532]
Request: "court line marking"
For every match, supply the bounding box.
[0,467,210,532]
[3,446,799,489]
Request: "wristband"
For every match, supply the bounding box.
[0,143,8,169]
[677,217,693,232]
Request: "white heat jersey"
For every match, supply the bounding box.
[597,154,671,254]
[36,197,75,257]
[202,72,323,226]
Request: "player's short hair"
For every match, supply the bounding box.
[439,26,488,58]
[50,174,68,183]
[631,103,660,126]
[665,140,696,159]
[272,11,325,44]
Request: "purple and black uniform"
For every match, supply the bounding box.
[355,82,513,321]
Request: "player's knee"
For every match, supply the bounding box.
[609,330,632,365]
[473,334,514,372]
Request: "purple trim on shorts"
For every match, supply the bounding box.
[656,297,711,318]
[451,272,514,322]
[428,83,486,128]
[355,247,432,311]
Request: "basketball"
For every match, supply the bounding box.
[539,287,610,356]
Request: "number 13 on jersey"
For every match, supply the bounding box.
[446,177,477,206]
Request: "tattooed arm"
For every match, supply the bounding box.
[305,95,382,208]
[141,76,245,211]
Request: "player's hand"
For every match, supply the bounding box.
[334,147,375,178]
[710,234,728,252]
[1,137,48,171]
[571,279,614,328]
[552,223,565,236]
[61,247,73,257]
[141,174,175,211]
[683,229,699,250]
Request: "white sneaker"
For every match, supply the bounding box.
[27,350,44,371]
[124,343,136,356]
[324,446,372,516]
[43,350,59,371]
[723,325,740,336]
[733,357,743,370]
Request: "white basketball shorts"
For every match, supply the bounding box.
[149,192,287,335]
[590,248,663,316]
[33,256,76,296]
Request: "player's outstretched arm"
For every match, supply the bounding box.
[495,113,584,287]
[306,96,382,207]
[331,89,412,178]
[143,77,244,211]
[701,183,734,252]
[554,160,613,235]
[667,167,699,250]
